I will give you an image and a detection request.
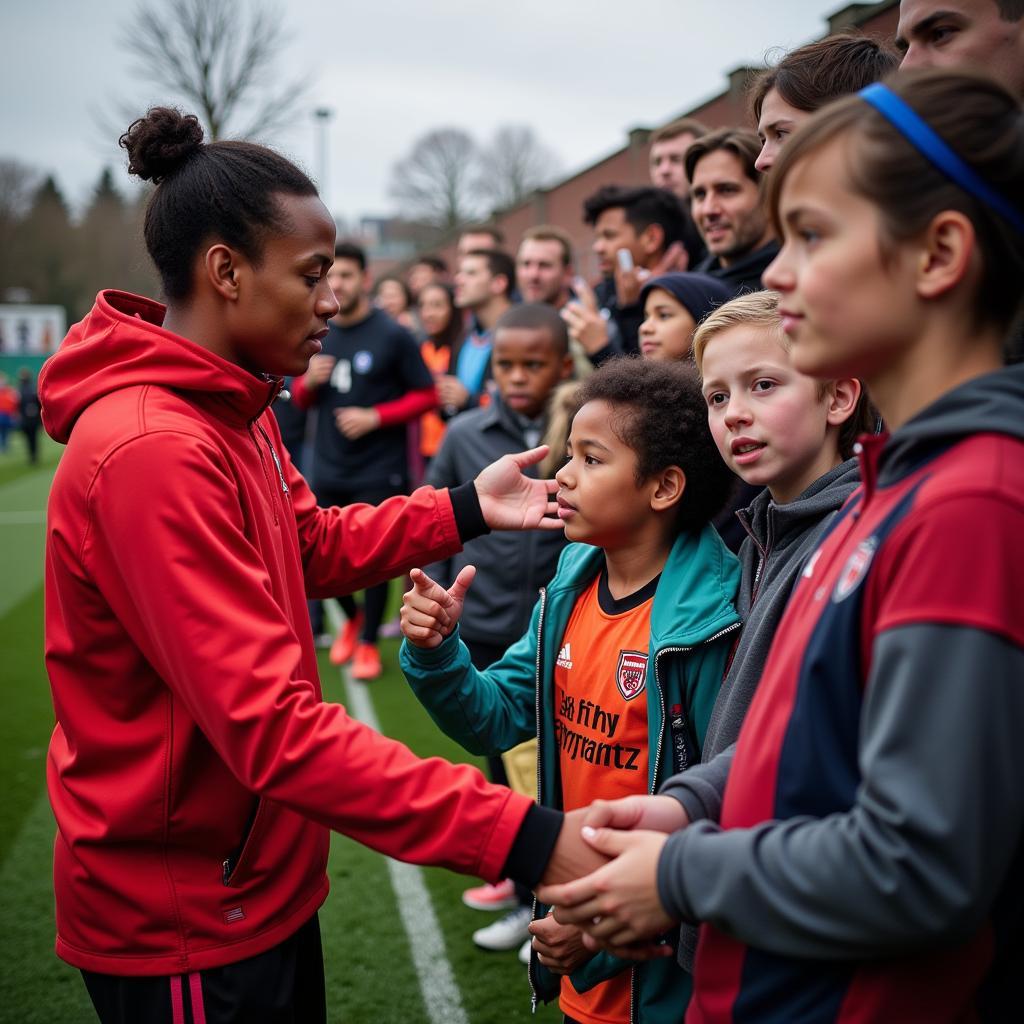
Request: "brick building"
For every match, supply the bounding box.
[422,0,898,280]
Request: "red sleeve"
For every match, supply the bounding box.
[375,385,437,427]
[85,431,531,881]
[283,440,464,596]
[289,373,317,411]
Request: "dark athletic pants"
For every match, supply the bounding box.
[318,483,404,645]
[82,913,326,1024]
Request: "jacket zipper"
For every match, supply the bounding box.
[256,423,289,497]
[222,799,262,886]
[650,622,743,787]
[528,586,547,1013]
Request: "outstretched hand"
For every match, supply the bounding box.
[400,566,476,649]
[474,447,562,531]
[537,827,676,960]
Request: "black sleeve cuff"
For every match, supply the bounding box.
[450,481,490,543]
[501,804,564,888]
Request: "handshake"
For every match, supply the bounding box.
[401,566,693,967]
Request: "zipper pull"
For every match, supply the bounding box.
[222,858,233,886]
[669,704,690,774]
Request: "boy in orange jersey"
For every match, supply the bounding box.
[399,357,739,1023]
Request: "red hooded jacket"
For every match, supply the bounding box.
[39,290,533,976]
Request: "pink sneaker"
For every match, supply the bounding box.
[462,878,518,911]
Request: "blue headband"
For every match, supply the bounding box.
[858,82,1024,235]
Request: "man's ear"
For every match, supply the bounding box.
[826,378,861,428]
[204,244,242,302]
[916,210,976,302]
[650,465,686,512]
[491,273,510,298]
[638,223,666,262]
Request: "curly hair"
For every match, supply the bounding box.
[575,356,735,533]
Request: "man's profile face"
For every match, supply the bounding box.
[454,255,496,310]
[897,0,1024,97]
[649,133,696,198]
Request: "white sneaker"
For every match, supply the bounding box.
[472,906,533,951]
[518,937,532,965]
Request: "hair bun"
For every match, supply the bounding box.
[119,107,204,184]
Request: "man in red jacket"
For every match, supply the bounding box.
[39,108,600,1024]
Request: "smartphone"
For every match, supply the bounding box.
[616,248,635,273]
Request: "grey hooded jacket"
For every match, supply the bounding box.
[660,457,860,970]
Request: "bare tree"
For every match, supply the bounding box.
[389,128,480,231]
[119,0,308,140]
[0,159,41,224]
[475,125,561,212]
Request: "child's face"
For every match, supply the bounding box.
[763,139,922,383]
[555,399,656,548]
[639,289,697,362]
[701,324,840,504]
[228,193,339,377]
[491,328,572,419]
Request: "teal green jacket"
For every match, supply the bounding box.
[400,526,740,1022]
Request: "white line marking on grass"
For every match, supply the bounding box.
[326,602,469,1024]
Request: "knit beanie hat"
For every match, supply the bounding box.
[639,272,733,325]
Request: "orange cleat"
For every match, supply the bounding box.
[329,610,365,666]
[350,642,383,681]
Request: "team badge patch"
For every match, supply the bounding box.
[615,650,648,701]
[833,537,878,602]
[353,350,373,374]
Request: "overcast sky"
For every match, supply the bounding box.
[3,0,856,222]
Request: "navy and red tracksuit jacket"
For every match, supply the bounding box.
[38,291,555,977]
[657,364,1024,1022]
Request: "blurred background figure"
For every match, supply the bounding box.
[373,275,416,332]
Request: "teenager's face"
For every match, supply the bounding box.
[454,254,498,310]
[555,400,656,548]
[690,150,770,266]
[650,134,696,197]
[897,0,1024,97]
[229,193,338,377]
[756,89,810,174]
[763,138,922,383]
[516,239,572,305]
[491,327,572,419]
[639,288,697,362]
[591,208,642,277]
[326,258,366,318]
[417,285,454,339]
[701,324,842,504]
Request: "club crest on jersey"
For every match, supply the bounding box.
[833,537,878,602]
[615,650,648,701]
[353,350,373,374]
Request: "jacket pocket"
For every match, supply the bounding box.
[222,798,268,887]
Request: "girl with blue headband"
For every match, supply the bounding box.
[539,69,1024,1023]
